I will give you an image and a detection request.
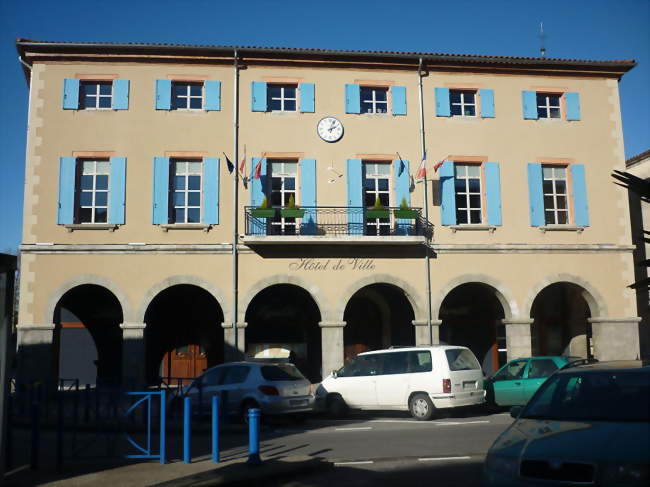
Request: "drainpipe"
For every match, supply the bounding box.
[232,50,240,356]
[417,58,433,345]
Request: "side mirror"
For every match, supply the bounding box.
[510,406,523,419]
[332,370,338,379]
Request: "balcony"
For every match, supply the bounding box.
[243,206,433,245]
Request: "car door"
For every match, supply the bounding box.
[218,365,251,412]
[373,352,410,408]
[522,358,560,403]
[491,359,528,406]
[197,366,225,409]
[331,355,382,408]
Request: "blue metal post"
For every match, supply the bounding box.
[183,396,191,464]
[159,390,166,464]
[211,395,219,463]
[246,408,261,465]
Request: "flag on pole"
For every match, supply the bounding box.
[223,153,234,173]
[253,159,262,179]
[416,151,427,181]
[433,160,444,172]
[239,147,247,178]
[396,152,406,177]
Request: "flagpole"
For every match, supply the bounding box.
[418,58,434,346]
[232,50,240,357]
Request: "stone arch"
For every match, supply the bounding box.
[335,274,425,323]
[45,274,130,324]
[433,274,517,320]
[138,275,229,324]
[523,274,607,318]
[240,275,328,323]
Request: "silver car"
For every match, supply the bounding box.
[179,361,314,419]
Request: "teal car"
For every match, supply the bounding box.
[486,356,571,406]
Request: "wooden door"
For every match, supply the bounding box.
[162,344,207,380]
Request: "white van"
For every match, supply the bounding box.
[316,345,485,420]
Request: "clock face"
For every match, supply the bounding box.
[317,116,344,142]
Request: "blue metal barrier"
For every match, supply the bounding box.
[183,397,191,464]
[246,408,261,465]
[124,391,166,464]
[212,395,220,463]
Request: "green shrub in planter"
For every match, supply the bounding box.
[280,194,305,218]
[251,196,276,218]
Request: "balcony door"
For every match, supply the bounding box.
[269,160,298,235]
[363,162,391,235]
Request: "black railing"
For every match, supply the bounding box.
[244,206,433,239]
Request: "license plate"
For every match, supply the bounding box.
[463,381,476,390]
[290,399,308,406]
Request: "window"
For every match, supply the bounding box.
[171,160,202,223]
[268,84,297,112]
[445,349,481,371]
[360,87,388,114]
[527,359,559,379]
[76,160,110,223]
[363,162,391,235]
[542,165,568,224]
[382,352,410,375]
[537,93,561,119]
[450,90,476,116]
[221,366,250,385]
[338,355,383,377]
[494,359,528,381]
[80,81,112,109]
[454,164,482,224]
[172,82,203,110]
[269,160,298,235]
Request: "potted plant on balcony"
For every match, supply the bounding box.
[250,196,276,218]
[280,194,305,218]
[393,198,419,219]
[366,196,390,219]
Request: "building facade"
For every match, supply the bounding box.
[14,39,641,387]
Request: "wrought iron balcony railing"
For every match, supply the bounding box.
[244,206,433,239]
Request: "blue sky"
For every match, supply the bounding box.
[0,0,648,253]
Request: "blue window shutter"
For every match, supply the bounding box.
[345,84,360,114]
[250,157,268,207]
[204,81,221,111]
[155,80,171,110]
[153,157,170,224]
[108,157,126,224]
[58,157,76,224]
[571,164,589,226]
[202,157,220,224]
[565,92,581,121]
[527,163,545,226]
[251,82,267,112]
[394,159,411,235]
[391,86,407,115]
[300,158,317,235]
[480,89,495,118]
[439,161,456,225]
[347,159,363,235]
[435,87,450,117]
[522,91,538,119]
[299,83,315,113]
[112,79,129,110]
[62,79,80,110]
[485,162,502,226]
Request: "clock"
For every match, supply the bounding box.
[317,116,344,142]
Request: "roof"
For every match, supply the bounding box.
[559,360,650,372]
[626,149,650,168]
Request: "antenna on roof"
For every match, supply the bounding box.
[539,22,547,58]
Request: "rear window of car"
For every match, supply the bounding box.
[445,349,481,371]
[261,364,306,381]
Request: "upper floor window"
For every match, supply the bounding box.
[360,87,388,114]
[542,165,568,224]
[537,93,561,119]
[171,160,202,223]
[269,160,298,234]
[450,90,477,117]
[155,80,221,111]
[268,85,297,112]
[522,91,580,121]
[454,164,482,224]
[172,82,203,110]
[363,162,391,235]
[76,160,110,223]
[435,87,495,118]
[80,82,112,110]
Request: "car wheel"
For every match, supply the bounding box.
[240,400,260,424]
[326,394,348,418]
[409,393,435,421]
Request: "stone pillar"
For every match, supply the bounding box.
[412,320,441,345]
[503,319,533,361]
[320,321,346,379]
[589,317,641,361]
[222,322,247,362]
[120,323,146,388]
[16,323,56,387]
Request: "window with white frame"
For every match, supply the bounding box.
[76,159,110,223]
[171,160,202,223]
[537,93,561,119]
[268,84,297,112]
[269,160,298,234]
[454,164,482,224]
[80,81,112,109]
[363,162,391,235]
[360,87,388,114]
[172,82,203,110]
[542,165,569,224]
[450,90,477,116]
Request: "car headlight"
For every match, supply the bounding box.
[603,463,649,484]
[485,452,519,477]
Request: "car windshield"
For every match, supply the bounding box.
[521,370,650,422]
[261,364,305,381]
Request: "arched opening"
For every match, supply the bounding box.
[144,284,224,385]
[343,284,415,363]
[245,284,321,382]
[54,284,123,386]
[530,282,592,358]
[439,283,505,374]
